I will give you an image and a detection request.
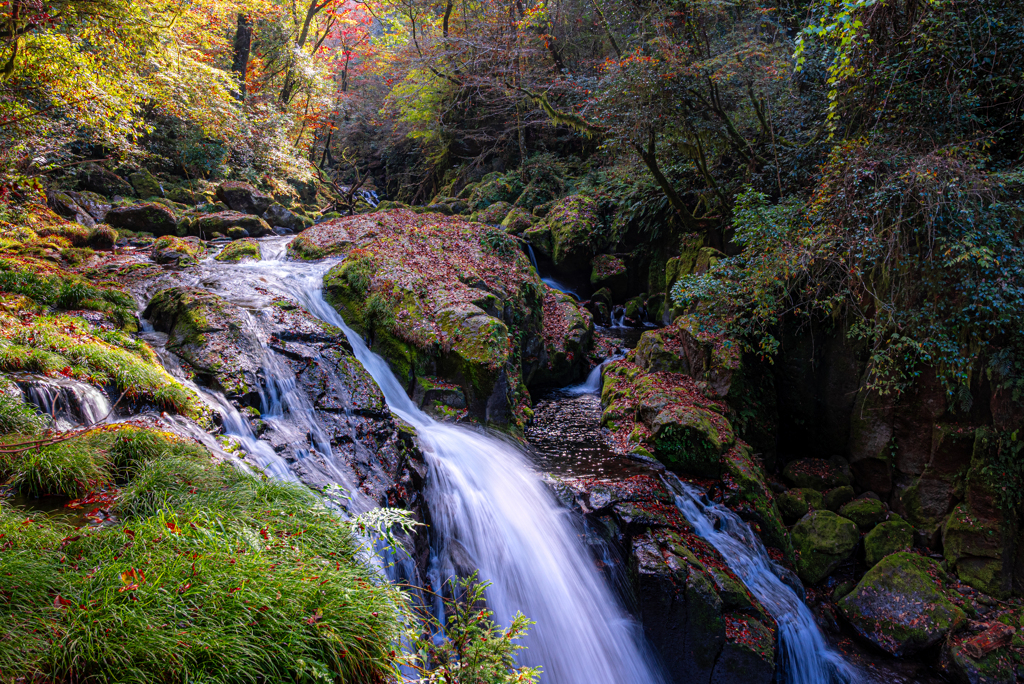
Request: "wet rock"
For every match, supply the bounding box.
[263,203,313,232]
[791,510,859,584]
[191,211,271,239]
[543,195,601,273]
[48,190,96,227]
[864,519,914,567]
[838,497,888,531]
[105,202,179,236]
[942,502,1011,598]
[67,191,111,222]
[523,223,553,259]
[143,287,263,403]
[782,457,852,491]
[838,552,966,656]
[216,181,273,215]
[215,238,261,262]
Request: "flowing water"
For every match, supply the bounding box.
[15,374,113,429]
[150,239,666,684]
[664,474,855,684]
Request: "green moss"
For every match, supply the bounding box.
[791,510,860,584]
[838,497,888,530]
[214,237,261,262]
[544,195,601,269]
[864,519,914,567]
[152,235,207,265]
[721,443,793,559]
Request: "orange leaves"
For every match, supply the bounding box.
[119,568,145,592]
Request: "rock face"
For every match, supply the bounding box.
[151,236,207,266]
[290,211,593,427]
[216,181,273,215]
[864,519,914,567]
[105,202,179,236]
[554,474,776,684]
[262,203,313,232]
[838,552,967,656]
[790,510,859,584]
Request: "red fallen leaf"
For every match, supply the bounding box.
[123,528,135,539]
[259,527,269,540]
[177,582,191,594]
[53,594,74,609]
[119,568,145,591]
[306,609,323,624]
[229,587,242,594]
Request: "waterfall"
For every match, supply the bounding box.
[206,245,666,684]
[17,375,113,429]
[664,474,855,684]
[559,353,624,397]
[526,244,539,271]
[541,276,580,300]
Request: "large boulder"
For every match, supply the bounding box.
[48,190,96,228]
[864,519,914,567]
[473,200,512,224]
[543,195,601,273]
[838,552,967,656]
[105,202,179,236]
[151,236,207,266]
[838,497,889,531]
[262,203,313,232]
[942,502,1011,598]
[216,181,273,215]
[215,238,261,262]
[790,510,859,584]
[143,287,264,403]
[129,168,163,198]
[777,488,823,525]
[590,254,628,300]
[77,163,133,198]
[303,211,591,428]
[191,211,271,239]
[500,206,533,234]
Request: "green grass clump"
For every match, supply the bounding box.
[0,427,407,683]
[0,378,48,434]
[1,435,110,497]
[0,257,136,327]
[0,314,206,420]
[215,238,261,262]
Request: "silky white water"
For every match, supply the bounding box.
[665,474,855,684]
[191,241,666,684]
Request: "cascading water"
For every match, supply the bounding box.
[559,353,624,397]
[541,276,580,300]
[195,243,666,684]
[16,375,113,429]
[664,474,855,684]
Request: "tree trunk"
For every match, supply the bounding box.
[634,130,699,232]
[231,14,252,101]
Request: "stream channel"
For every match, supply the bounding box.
[14,235,950,683]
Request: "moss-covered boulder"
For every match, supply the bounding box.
[543,195,601,272]
[864,519,914,567]
[942,502,1010,598]
[782,457,852,491]
[216,181,273,215]
[838,552,967,656]
[191,211,271,239]
[300,211,590,428]
[473,200,512,225]
[215,238,261,262]
[590,254,628,299]
[129,168,162,198]
[143,287,263,403]
[76,162,133,198]
[105,202,178,236]
[777,488,824,525]
[263,203,313,232]
[791,510,859,584]
[523,223,553,259]
[151,236,207,266]
[941,630,1017,684]
[838,497,889,531]
[87,224,117,250]
[467,172,523,211]
[823,485,855,511]
[500,206,533,234]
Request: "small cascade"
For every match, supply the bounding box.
[664,474,855,684]
[609,306,626,328]
[16,375,113,429]
[541,276,580,300]
[525,244,540,271]
[358,189,379,207]
[560,353,624,397]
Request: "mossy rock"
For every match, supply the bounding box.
[467,173,523,211]
[782,457,852,491]
[473,201,512,224]
[191,211,270,239]
[151,236,207,266]
[590,254,628,299]
[823,485,855,511]
[941,636,1016,684]
[129,168,162,198]
[777,488,824,525]
[942,502,1010,598]
[523,224,553,259]
[215,238,261,262]
[838,552,966,656]
[500,206,533,234]
[791,510,859,584]
[216,181,273,215]
[650,403,735,478]
[721,444,793,560]
[838,497,889,531]
[86,224,117,250]
[864,519,914,567]
[544,195,600,271]
[105,202,178,237]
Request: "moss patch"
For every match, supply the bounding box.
[215,237,261,262]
